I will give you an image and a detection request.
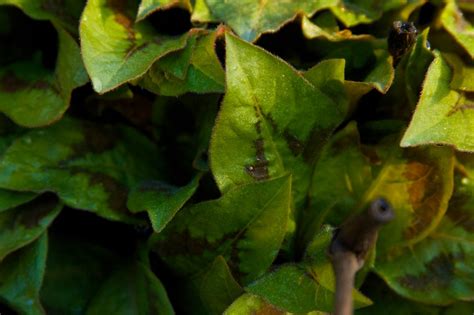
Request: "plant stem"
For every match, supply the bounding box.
[330,198,395,315]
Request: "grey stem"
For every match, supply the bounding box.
[332,245,360,315]
[329,198,395,315]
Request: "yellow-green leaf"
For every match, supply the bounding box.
[401,53,474,151]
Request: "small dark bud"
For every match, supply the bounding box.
[388,21,418,65]
[330,198,395,261]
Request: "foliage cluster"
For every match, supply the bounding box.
[0,0,474,314]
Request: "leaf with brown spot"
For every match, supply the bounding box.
[303,123,454,256]
[151,175,291,285]
[0,117,162,223]
[0,194,61,261]
[210,33,345,215]
[80,0,190,93]
[376,164,474,304]
[372,153,474,304]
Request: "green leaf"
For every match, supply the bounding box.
[330,0,407,27]
[80,0,189,93]
[355,275,441,315]
[441,0,474,59]
[198,256,244,315]
[443,53,474,92]
[127,175,200,233]
[377,28,434,121]
[0,131,38,212]
[401,53,474,151]
[136,0,191,21]
[246,263,371,313]
[140,30,225,96]
[0,234,47,315]
[0,189,37,213]
[303,58,349,117]
[224,293,286,315]
[458,0,474,13]
[40,236,119,315]
[306,36,394,94]
[0,0,86,33]
[305,123,454,255]
[205,0,338,41]
[0,17,88,127]
[302,14,374,41]
[210,33,345,211]
[404,28,434,108]
[375,164,474,304]
[0,194,61,260]
[151,175,292,284]
[191,0,215,23]
[299,123,372,248]
[85,261,174,315]
[0,118,162,223]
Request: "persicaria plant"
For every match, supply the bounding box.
[0,0,473,314]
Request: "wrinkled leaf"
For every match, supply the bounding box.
[127,175,200,233]
[40,236,118,315]
[85,261,174,315]
[376,165,474,304]
[401,53,474,151]
[80,0,189,93]
[199,256,243,315]
[136,0,191,21]
[441,0,474,59]
[205,0,338,41]
[0,118,162,223]
[151,175,291,284]
[210,33,345,210]
[0,234,47,315]
[0,194,61,260]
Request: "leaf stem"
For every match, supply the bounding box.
[329,198,395,315]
